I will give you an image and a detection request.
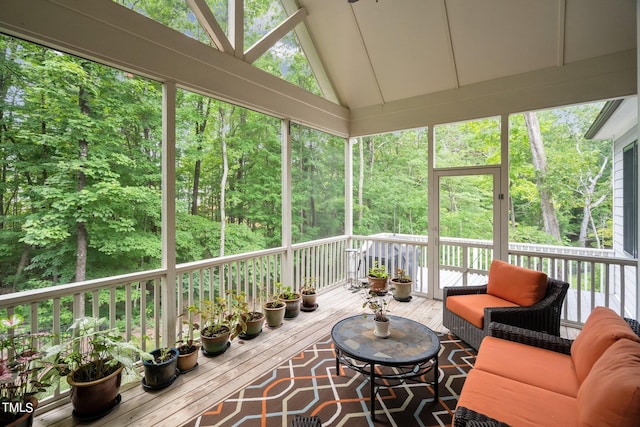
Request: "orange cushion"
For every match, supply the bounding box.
[475,336,580,397]
[577,338,640,427]
[486,260,547,306]
[571,306,640,383]
[446,294,518,329]
[456,369,578,427]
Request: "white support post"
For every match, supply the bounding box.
[345,137,354,238]
[162,82,177,348]
[498,113,510,262]
[427,125,437,299]
[281,119,293,288]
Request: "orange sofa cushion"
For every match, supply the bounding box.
[456,369,578,427]
[475,336,580,397]
[486,260,547,306]
[445,294,518,329]
[577,338,640,427]
[571,306,640,383]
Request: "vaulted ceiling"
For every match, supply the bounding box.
[1,0,637,138]
[292,0,636,110]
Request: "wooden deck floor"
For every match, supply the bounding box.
[33,285,579,427]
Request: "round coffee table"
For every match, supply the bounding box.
[331,315,440,419]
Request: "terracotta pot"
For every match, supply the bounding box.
[263,301,286,327]
[200,326,231,355]
[301,292,317,308]
[368,276,388,291]
[0,396,37,427]
[68,363,123,420]
[177,344,199,372]
[142,348,179,388]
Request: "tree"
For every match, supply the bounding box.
[523,111,561,241]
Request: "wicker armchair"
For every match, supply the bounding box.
[443,277,569,350]
[453,319,640,427]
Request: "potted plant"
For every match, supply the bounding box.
[0,314,51,427]
[277,284,302,319]
[390,268,413,301]
[263,286,286,328]
[141,346,179,390]
[43,317,152,421]
[362,290,392,338]
[176,308,200,373]
[300,277,317,311]
[367,262,389,292]
[238,290,265,340]
[198,292,246,357]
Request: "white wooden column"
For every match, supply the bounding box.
[162,81,177,347]
[281,119,293,288]
[427,125,437,299]
[497,114,510,261]
[345,138,355,237]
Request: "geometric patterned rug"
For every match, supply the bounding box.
[183,333,476,427]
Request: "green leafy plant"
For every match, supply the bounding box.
[368,262,389,279]
[276,283,299,300]
[197,292,247,340]
[43,317,152,384]
[362,290,391,322]
[392,268,411,283]
[177,307,201,356]
[0,314,52,425]
[301,277,316,295]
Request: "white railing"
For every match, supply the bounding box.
[0,233,636,408]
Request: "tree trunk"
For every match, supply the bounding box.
[191,98,211,215]
[578,155,609,247]
[191,159,201,215]
[219,106,228,257]
[523,112,561,241]
[75,81,90,316]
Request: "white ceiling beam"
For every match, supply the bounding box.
[186,0,234,54]
[228,0,244,59]
[280,0,339,104]
[556,0,566,66]
[244,7,308,64]
[442,0,460,89]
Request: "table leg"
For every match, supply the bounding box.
[370,363,375,420]
[433,357,439,402]
[335,350,340,376]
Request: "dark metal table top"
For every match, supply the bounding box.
[331,315,440,366]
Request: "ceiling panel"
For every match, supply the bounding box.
[353,0,457,103]
[564,0,636,63]
[446,0,561,86]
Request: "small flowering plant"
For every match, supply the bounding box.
[361,290,391,322]
[0,314,51,424]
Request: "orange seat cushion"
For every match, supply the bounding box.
[486,260,547,306]
[456,369,578,427]
[446,294,518,329]
[571,306,640,383]
[577,338,640,427]
[475,336,580,397]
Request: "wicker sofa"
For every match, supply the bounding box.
[443,260,569,350]
[453,307,640,427]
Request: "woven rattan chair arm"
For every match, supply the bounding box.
[454,406,511,427]
[443,285,488,297]
[625,317,640,337]
[488,322,572,354]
